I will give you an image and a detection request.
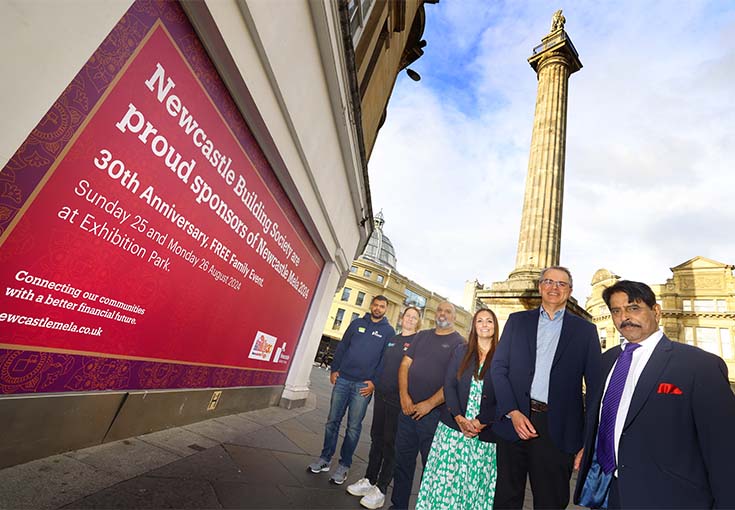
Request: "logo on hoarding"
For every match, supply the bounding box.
[248,331,277,361]
[273,341,289,364]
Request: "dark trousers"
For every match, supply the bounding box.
[390,409,440,509]
[365,393,400,493]
[494,410,574,509]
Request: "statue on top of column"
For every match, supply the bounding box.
[551,9,566,32]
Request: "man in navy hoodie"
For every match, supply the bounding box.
[308,295,396,485]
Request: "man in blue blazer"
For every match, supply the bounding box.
[575,280,735,509]
[491,266,602,509]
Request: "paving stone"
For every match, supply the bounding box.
[213,482,292,509]
[181,419,244,443]
[240,405,301,427]
[274,416,313,434]
[226,424,305,454]
[278,485,363,509]
[275,421,323,457]
[63,476,221,509]
[180,416,266,446]
[138,426,220,457]
[212,413,262,434]
[0,454,119,509]
[223,444,301,487]
[412,464,423,494]
[146,445,249,483]
[66,438,180,479]
[270,449,367,490]
[294,412,329,435]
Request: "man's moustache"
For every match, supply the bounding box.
[620,321,639,328]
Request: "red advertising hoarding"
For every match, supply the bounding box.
[0,1,324,393]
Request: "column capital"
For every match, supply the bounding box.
[533,50,575,74]
[528,29,582,75]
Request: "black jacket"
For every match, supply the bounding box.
[440,343,497,443]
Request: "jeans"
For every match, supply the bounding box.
[320,376,372,467]
[390,408,441,509]
[365,392,400,493]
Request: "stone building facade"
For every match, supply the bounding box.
[320,214,471,353]
[350,0,435,159]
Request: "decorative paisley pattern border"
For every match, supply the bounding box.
[0,348,285,394]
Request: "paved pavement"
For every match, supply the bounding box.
[0,367,580,509]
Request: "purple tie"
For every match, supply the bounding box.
[597,342,641,474]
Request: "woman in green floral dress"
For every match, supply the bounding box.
[416,308,499,509]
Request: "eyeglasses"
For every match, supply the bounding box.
[540,279,570,289]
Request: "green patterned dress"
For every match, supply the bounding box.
[415,368,497,510]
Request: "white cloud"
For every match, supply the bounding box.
[368,1,735,307]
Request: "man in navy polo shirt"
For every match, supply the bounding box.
[391,301,465,509]
[308,295,395,485]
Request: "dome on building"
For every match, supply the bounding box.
[591,268,619,286]
[360,211,397,270]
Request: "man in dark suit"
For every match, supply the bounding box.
[491,266,601,509]
[575,280,735,509]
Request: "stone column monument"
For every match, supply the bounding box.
[474,10,589,325]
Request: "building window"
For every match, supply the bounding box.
[350,266,357,273]
[683,300,692,311]
[721,328,732,359]
[599,329,607,349]
[364,269,372,278]
[685,327,695,345]
[693,300,716,312]
[348,0,376,44]
[686,327,733,359]
[404,289,427,312]
[717,300,727,312]
[341,287,352,301]
[356,291,366,307]
[332,308,345,330]
[351,312,360,324]
[695,327,719,354]
[376,275,384,284]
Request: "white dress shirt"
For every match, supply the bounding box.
[600,329,663,475]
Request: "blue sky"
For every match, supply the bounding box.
[368,1,735,307]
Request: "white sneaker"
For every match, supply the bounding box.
[347,477,374,496]
[360,486,385,509]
